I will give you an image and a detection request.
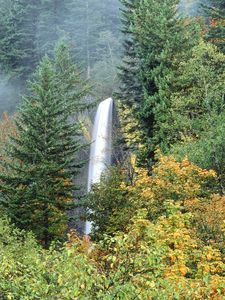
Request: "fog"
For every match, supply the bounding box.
[0,0,122,118]
[178,0,209,16]
[0,0,210,118]
[0,73,22,115]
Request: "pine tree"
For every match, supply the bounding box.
[205,0,225,53]
[117,0,142,107]
[66,0,121,79]
[0,0,41,81]
[37,0,71,58]
[0,43,89,247]
[115,0,143,153]
[133,0,200,164]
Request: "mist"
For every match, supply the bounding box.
[0,73,21,116]
[178,0,209,16]
[0,0,122,118]
[0,0,211,119]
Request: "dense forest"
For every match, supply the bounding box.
[0,0,224,299]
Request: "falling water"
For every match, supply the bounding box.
[85,98,113,235]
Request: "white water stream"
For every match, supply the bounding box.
[85,98,113,235]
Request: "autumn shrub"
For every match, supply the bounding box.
[97,207,225,299]
[0,208,224,300]
[185,194,225,252]
[125,153,217,219]
[86,153,225,251]
[0,217,105,300]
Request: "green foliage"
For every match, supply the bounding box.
[85,154,225,250]
[90,56,121,99]
[37,0,71,57]
[0,1,224,297]
[117,0,202,164]
[0,217,105,299]
[0,0,122,116]
[0,43,89,247]
[117,0,142,106]
[63,0,122,101]
[0,207,224,299]
[116,0,143,152]
[0,0,40,81]
[66,0,121,72]
[166,40,225,193]
[205,0,225,53]
[84,167,131,239]
[117,101,143,152]
[133,0,201,163]
[99,207,225,299]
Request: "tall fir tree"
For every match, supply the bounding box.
[0,0,41,115]
[117,0,142,107]
[133,0,200,164]
[116,0,143,153]
[37,0,71,58]
[0,0,40,81]
[0,43,89,247]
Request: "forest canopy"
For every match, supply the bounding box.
[0,0,224,299]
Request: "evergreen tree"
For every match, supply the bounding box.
[0,0,40,81]
[167,41,225,194]
[0,44,89,247]
[133,0,200,164]
[116,0,143,153]
[0,0,122,115]
[205,0,225,53]
[66,0,121,79]
[37,0,71,57]
[117,0,142,107]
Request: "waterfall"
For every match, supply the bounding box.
[85,98,113,235]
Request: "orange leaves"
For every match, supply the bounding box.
[0,113,17,161]
[84,153,224,298]
[209,17,225,28]
[152,154,216,198]
[66,230,103,263]
[197,246,225,277]
[185,194,225,251]
[0,113,18,178]
[67,230,92,254]
[122,153,217,222]
[0,112,17,144]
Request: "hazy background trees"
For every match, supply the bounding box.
[0,0,122,116]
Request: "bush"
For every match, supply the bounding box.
[0,218,104,299]
[0,209,224,299]
[86,153,224,251]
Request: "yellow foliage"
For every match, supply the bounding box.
[112,153,224,255]
[185,194,225,251]
[100,207,225,299]
[0,113,18,172]
[122,153,217,222]
[85,152,225,298]
[117,101,143,150]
